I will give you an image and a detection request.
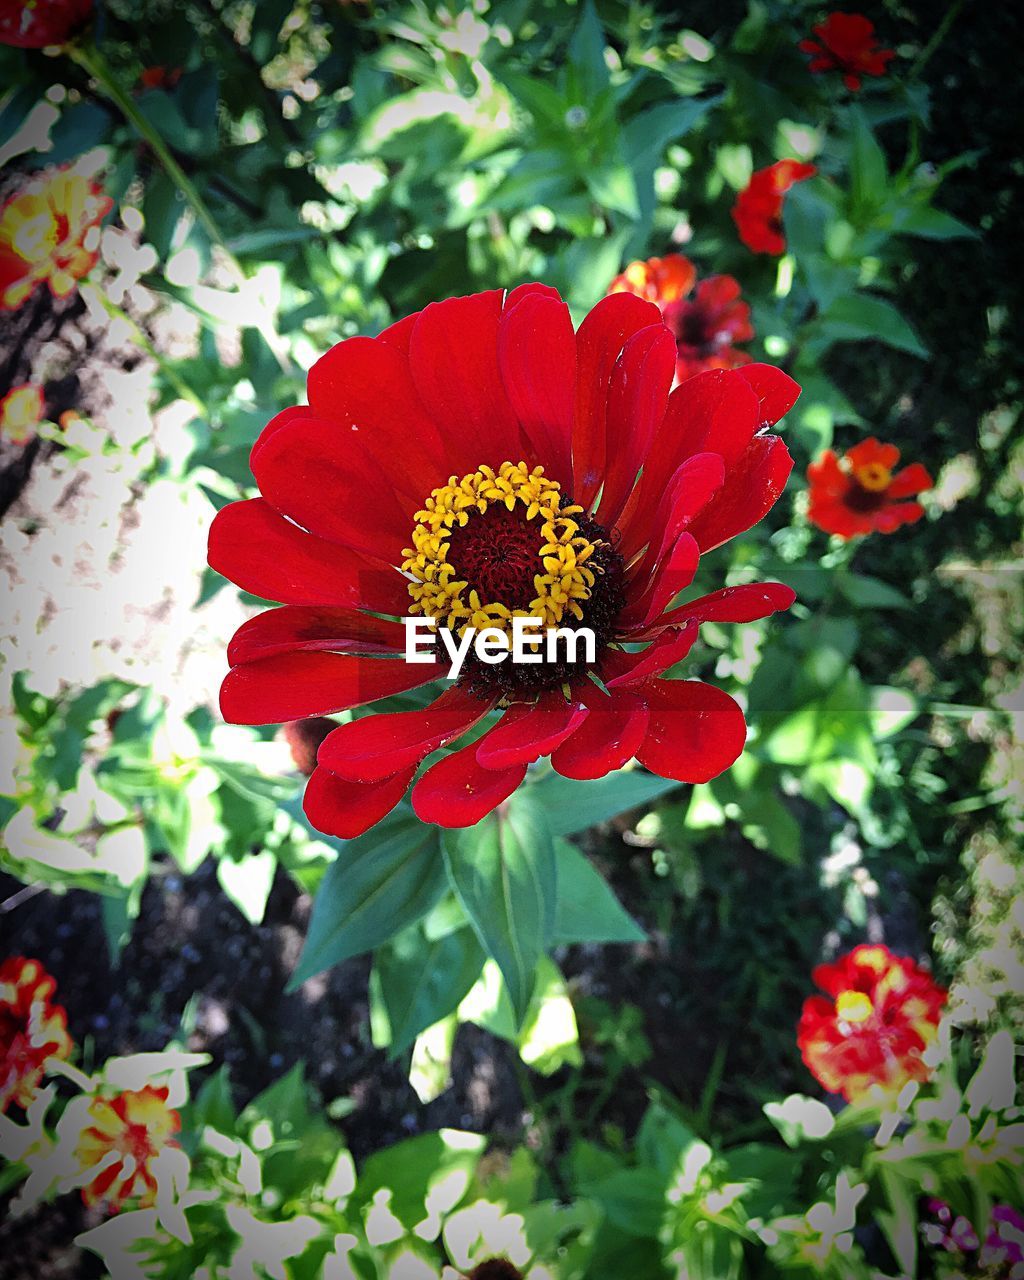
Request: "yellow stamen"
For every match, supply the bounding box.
[402,460,600,642]
[836,991,874,1025]
[852,461,892,492]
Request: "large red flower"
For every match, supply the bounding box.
[731,160,817,256]
[74,1085,181,1211]
[209,286,799,835]
[608,255,754,382]
[0,0,92,47]
[799,12,895,92]
[797,944,946,1102]
[807,437,932,539]
[0,165,112,311]
[0,956,73,1113]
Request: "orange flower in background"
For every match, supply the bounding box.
[0,956,73,1113]
[0,383,45,444]
[75,1085,181,1211]
[0,165,112,311]
[799,12,895,92]
[732,160,817,255]
[0,0,92,47]
[608,255,754,381]
[798,944,946,1102]
[807,437,933,538]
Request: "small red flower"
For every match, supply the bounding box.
[74,1085,181,1211]
[807,437,932,539]
[798,944,946,1102]
[608,255,754,382]
[799,12,895,92]
[0,0,92,47]
[0,165,112,311]
[0,956,73,1113]
[210,287,800,836]
[0,383,45,445]
[731,160,817,255]
[139,65,183,91]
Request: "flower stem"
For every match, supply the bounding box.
[69,43,232,259]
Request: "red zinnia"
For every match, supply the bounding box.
[799,12,895,92]
[731,160,817,256]
[608,255,754,383]
[0,165,113,311]
[74,1085,181,1211]
[209,286,798,836]
[0,0,92,47]
[0,956,73,1113]
[807,437,932,539]
[798,944,946,1102]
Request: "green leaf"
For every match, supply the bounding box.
[818,294,928,358]
[217,850,277,925]
[848,107,887,213]
[375,925,485,1058]
[836,572,911,610]
[893,205,977,240]
[534,770,680,835]
[553,840,645,943]
[356,1129,485,1230]
[763,1094,835,1147]
[291,815,447,986]
[584,161,640,218]
[567,0,611,100]
[442,789,556,1024]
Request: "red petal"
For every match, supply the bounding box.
[411,744,526,827]
[636,679,747,782]
[303,766,415,839]
[475,690,585,770]
[227,606,407,667]
[220,653,443,725]
[595,324,677,529]
[551,689,650,780]
[307,335,446,495]
[619,532,700,632]
[377,310,420,354]
[686,434,794,553]
[497,289,575,485]
[208,498,410,614]
[608,622,699,686]
[317,686,493,781]
[408,289,522,472]
[886,462,932,499]
[251,416,412,563]
[572,292,663,508]
[655,581,796,630]
[621,451,725,573]
[735,363,801,427]
[250,405,314,469]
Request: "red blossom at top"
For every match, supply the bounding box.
[209,286,800,836]
[731,160,817,255]
[0,165,113,311]
[807,437,933,539]
[0,0,92,47]
[797,944,946,1102]
[799,12,895,92]
[608,254,754,383]
[0,956,73,1113]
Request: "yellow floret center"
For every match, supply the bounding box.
[835,990,874,1025]
[402,460,600,640]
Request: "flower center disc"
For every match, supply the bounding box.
[853,461,892,493]
[836,990,874,1026]
[402,461,624,697]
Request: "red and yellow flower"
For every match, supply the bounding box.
[731,160,817,256]
[74,1085,181,1211]
[799,12,895,92]
[0,0,92,47]
[797,944,946,1102]
[0,383,45,445]
[0,165,112,312]
[0,956,73,1113]
[807,437,932,539]
[210,287,799,835]
[608,255,754,382]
